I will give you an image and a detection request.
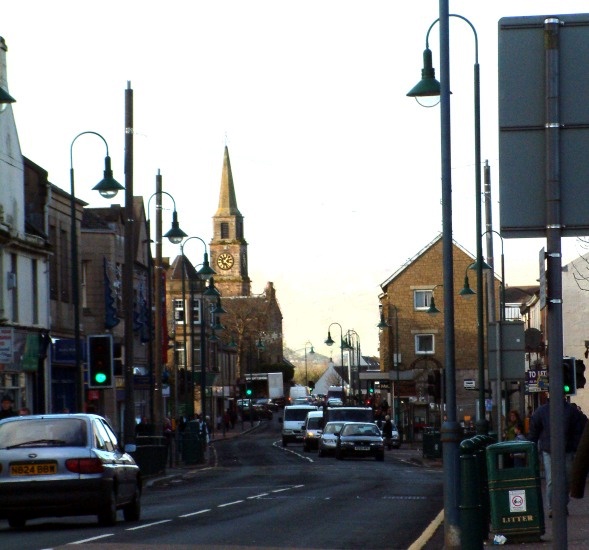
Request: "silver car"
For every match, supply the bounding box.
[317,421,346,457]
[0,413,141,528]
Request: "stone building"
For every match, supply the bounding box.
[165,146,283,421]
[0,38,51,413]
[378,234,501,440]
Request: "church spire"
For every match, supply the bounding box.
[215,145,241,217]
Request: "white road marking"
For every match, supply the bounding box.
[218,500,244,507]
[248,493,269,499]
[126,519,172,530]
[67,533,114,544]
[179,509,211,518]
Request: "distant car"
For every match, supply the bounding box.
[327,398,343,407]
[0,413,142,528]
[317,421,346,457]
[254,398,279,412]
[335,422,385,461]
[293,396,314,405]
[302,411,325,452]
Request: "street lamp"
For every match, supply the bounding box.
[179,237,216,418]
[482,228,505,441]
[325,322,347,397]
[426,285,442,315]
[407,4,462,546]
[378,305,401,426]
[304,341,314,387]
[146,173,186,434]
[409,13,486,436]
[70,131,122,413]
[346,330,361,403]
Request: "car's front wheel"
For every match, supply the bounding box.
[123,483,141,522]
[98,489,118,526]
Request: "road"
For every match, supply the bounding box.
[0,418,443,549]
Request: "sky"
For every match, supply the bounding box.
[3,1,589,358]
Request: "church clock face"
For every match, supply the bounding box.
[216,252,234,270]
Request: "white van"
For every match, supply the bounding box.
[288,385,310,404]
[280,405,318,446]
[303,410,325,452]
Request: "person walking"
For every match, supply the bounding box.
[527,398,587,517]
[382,415,394,450]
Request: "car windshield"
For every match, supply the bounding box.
[306,417,323,429]
[285,408,314,421]
[0,418,87,449]
[324,423,344,434]
[342,424,381,437]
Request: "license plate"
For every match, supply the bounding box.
[355,446,370,451]
[10,462,57,476]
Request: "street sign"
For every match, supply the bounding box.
[464,379,476,390]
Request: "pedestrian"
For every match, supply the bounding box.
[18,407,31,416]
[512,422,527,467]
[527,398,587,517]
[0,395,17,420]
[382,415,394,450]
[504,410,523,441]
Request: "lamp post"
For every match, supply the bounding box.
[407,3,462,547]
[325,322,347,398]
[409,13,486,436]
[378,305,401,425]
[146,174,186,433]
[304,341,314,387]
[70,131,123,413]
[346,330,361,403]
[482,228,505,440]
[179,237,216,418]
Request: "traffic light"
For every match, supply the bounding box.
[575,359,586,390]
[87,335,114,389]
[245,387,252,396]
[563,357,576,395]
[368,382,374,394]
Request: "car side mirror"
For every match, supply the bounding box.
[124,443,137,453]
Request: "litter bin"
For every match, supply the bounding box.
[486,441,544,542]
[422,427,442,459]
[181,421,204,465]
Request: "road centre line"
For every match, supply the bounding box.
[67,533,114,544]
[248,493,269,499]
[180,509,211,518]
[218,500,244,507]
[271,488,291,493]
[126,519,172,530]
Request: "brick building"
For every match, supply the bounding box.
[378,234,501,440]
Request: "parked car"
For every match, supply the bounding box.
[317,421,346,457]
[335,422,385,461]
[0,413,142,528]
[302,410,325,452]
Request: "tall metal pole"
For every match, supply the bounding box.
[123,82,136,445]
[439,2,461,547]
[153,171,164,435]
[545,17,567,546]
[70,131,117,414]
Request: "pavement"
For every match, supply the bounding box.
[145,424,589,548]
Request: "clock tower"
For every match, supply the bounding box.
[210,146,251,297]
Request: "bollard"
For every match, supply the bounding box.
[460,438,484,549]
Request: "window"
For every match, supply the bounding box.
[414,289,433,311]
[174,298,185,324]
[415,334,435,354]
[32,259,38,325]
[220,222,229,239]
[191,297,201,325]
[175,343,186,368]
